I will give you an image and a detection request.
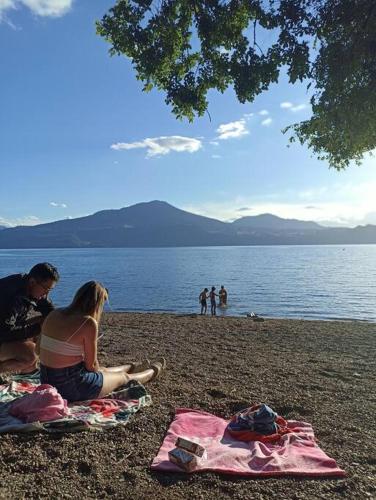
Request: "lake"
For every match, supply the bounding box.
[0,245,375,321]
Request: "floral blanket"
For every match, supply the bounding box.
[0,372,151,433]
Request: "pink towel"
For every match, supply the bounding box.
[151,408,346,477]
[9,384,69,423]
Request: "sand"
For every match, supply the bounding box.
[0,312,375,499]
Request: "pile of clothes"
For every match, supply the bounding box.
[227,403,296,443]
[8,384,69,423]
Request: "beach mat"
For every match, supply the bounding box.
[151,408,346,477]
[0,373,151,434]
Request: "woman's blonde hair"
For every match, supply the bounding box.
[64,281,108,321]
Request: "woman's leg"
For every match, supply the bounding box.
[98,361,164,398]
[101,359,150,374]
[98,371,127,398]
[101,364,133,374]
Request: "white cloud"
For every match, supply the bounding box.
[243,113,254,120]
[0,0,73,18]
[0,0,14,13]
[50,201,67,208]
[111,135,202,158]
[280,101,308,112]
[297,187,329,200]
[259,110,269,116]
[362,212,376,225]
[211,154,221,159]
[0,215,43,227]
[216,119,249,140]
[24,215,40,222]
[261,118,273,127]
[182,179,376,227]
[0,217,12,227]
[291,104,307,112]
[209,141,219,146]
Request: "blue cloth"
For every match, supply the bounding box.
[40,362,103,402]
[228,404,279,435]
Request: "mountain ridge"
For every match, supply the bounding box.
[0,200,374,248]
[232,213,323,230]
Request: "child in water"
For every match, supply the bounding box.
[199,288,209,315]
[209,287,218,316]
[219,285,228,307]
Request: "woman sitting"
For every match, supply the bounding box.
[38,281,164,402]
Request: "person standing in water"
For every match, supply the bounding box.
[199,288,208,315]
[219,285,228,307]
[209,287,218,316]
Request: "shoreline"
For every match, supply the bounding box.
[1,313,375,499]
[108,309,375,323]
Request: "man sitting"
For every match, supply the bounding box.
[0,263,59,374]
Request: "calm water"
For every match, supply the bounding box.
[0,246,375,321]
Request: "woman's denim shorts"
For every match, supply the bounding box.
[40,361,103,402]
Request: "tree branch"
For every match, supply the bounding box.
[253,20,264,55]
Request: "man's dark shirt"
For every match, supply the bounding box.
[0,274,54,343]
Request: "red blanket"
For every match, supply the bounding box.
[151,408,346,477]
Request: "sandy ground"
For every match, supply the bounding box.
[0,312,375,499]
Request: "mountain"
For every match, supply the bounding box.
[0,226,7,230]
[0,201,233,248]
[0,201,375,248]
[232,213,323,231]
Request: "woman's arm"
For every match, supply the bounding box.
[83,318,100,371]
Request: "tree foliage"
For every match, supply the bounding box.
[97,1,376,169]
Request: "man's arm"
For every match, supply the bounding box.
[34,297,54,318]
[0,320,41,343]
[0,297,43,343]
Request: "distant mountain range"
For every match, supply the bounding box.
[232,214,322,231]
[0,200,375,248]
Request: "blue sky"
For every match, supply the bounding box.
[0,0,375,228]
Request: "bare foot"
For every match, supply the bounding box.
[154,357,166,370]
[129,359,150,373]
[150,359,166,381]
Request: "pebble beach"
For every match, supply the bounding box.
[0,312,375,499]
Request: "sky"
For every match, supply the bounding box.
[0,0,375,229]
